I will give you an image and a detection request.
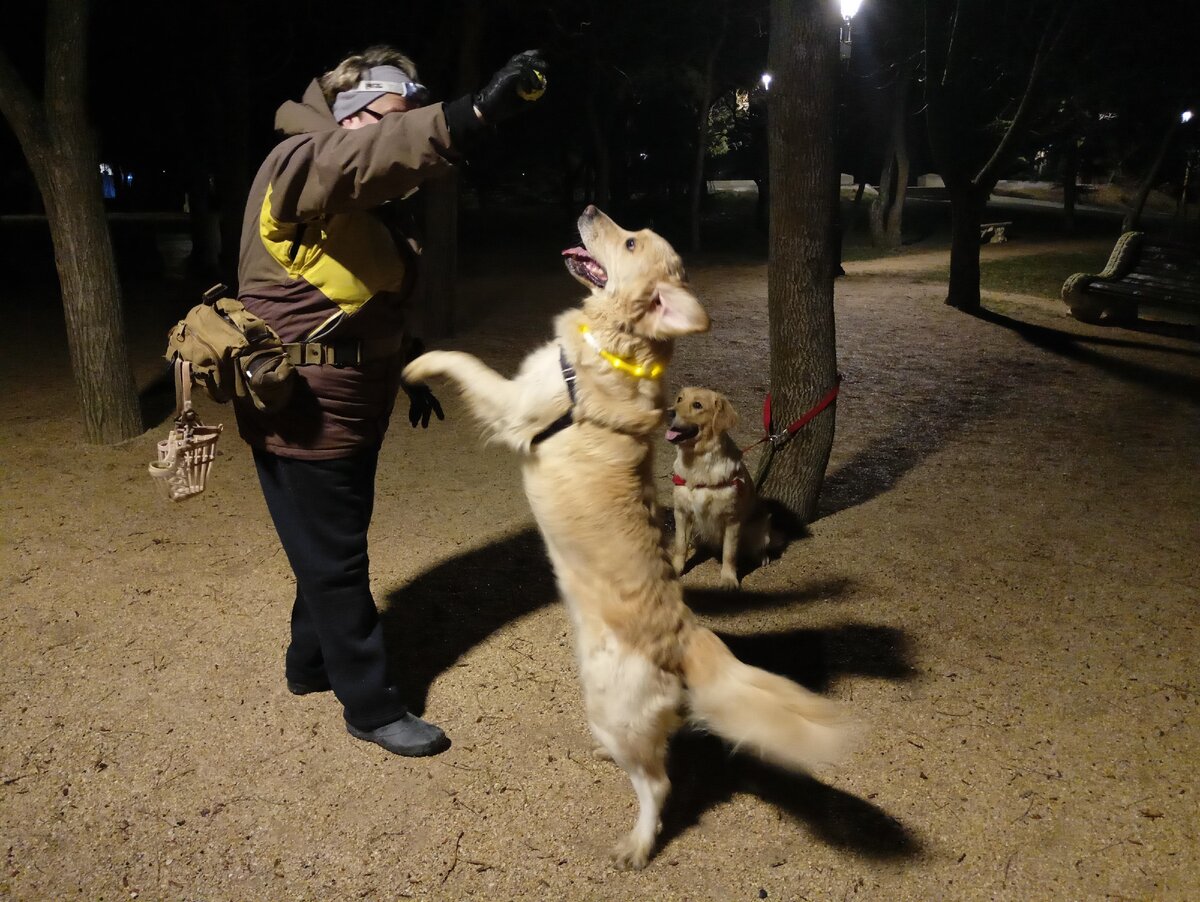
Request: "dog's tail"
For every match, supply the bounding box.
[681,625,848,771]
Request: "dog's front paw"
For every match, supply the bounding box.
[401,351,448,385]
[671,554,686,576]
[719,569,740,589]
[610,834,653,871]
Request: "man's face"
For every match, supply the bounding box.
[339,93,411,130]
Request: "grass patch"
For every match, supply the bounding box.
[979,250,1111,298]
[911,250,1113,298]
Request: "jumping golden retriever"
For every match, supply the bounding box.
[403,206,846,869]
[667,387,775,587]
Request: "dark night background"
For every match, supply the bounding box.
[4,0,1196,289]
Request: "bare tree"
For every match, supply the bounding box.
[923,0,1074,312]
[869,59,914,249]
[687,2,729,253]
[757,0,840,522]
[0,0,140,443]
[1122,113,1190,232]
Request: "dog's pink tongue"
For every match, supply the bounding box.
[562,246,590,259]
[665,427,682,442]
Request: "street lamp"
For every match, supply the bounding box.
[1183,110,1195,124]
[840,0,864,61]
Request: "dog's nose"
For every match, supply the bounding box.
[582,204,598,218]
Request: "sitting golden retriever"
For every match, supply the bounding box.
[402,206,846,869]
[667,387,775,587]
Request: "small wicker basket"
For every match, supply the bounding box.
[149,360,223,502]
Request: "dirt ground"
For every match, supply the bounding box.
[2,230,1198,902]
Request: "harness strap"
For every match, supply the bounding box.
[283,332,407,367]
[531,347,578,446]
[672,473,745,492]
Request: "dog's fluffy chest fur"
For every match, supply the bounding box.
[673,441,752,544]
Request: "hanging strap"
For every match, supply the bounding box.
[743,375,842,453]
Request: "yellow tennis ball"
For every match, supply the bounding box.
[517,69,547,101]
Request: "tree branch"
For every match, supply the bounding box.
[44,0,90,116]
[941,0,964,89]
[975,0,1071,188]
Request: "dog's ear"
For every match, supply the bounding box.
[647,282,710,338]
[713,395,739,434]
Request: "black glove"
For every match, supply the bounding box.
[400,338,445,429]
[474,50,549,124]
[403,380,444,429]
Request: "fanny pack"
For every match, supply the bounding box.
[164,284,407,414]
[164,284,295,413]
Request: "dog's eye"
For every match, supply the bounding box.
[625,238,636,251]
[692,401,703,410]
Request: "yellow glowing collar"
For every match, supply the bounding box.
[579,324,663,379]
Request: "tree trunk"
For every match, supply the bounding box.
[1062,136,1078,234]
[688,6,728,253]
[758,0,840,522]
[888,142,910,242]
[214,0,250,288]
[0,0,141,444]
[32,132,141,443]
[420,173,459,339]
[419,0,483,339]
[1122,119,1179,232]
[945,187,987,312]
[870,67,911,249]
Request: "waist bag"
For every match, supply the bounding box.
[164,284,296,414]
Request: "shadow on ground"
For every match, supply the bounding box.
[818,369,1006,519]
[663,731,923,861]
[978,307,1200,405]
[381,528,920,859]
[380,529,910,713]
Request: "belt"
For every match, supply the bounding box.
[283,333,406,367]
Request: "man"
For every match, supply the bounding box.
[234,46,547,756]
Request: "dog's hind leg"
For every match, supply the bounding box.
[613,756,670,870]
[590,720,671,871]
[587,679,682,867]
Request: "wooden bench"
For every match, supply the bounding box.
[979,221,1013,244]
[1062,231,1200,325]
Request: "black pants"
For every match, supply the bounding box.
[253,448,407,730]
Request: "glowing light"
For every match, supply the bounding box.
[579,324,663,379]
[760,73,772,91]
[1183,110,1195,124]
[841,0,863,17]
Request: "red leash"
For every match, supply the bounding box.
[741,375,842,453]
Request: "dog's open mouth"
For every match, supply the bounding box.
[665,423,700,444]
[562,246,608,288]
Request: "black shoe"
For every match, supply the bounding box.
[286,675,332,695]
[346,713,451,757]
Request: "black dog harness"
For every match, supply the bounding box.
[530,347,578,446]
